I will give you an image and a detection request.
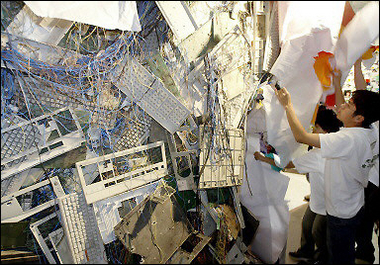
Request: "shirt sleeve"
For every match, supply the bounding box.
[272,153,282,168]
[292,149,323,174]
[265,153,283,172]
[319,130,354,159]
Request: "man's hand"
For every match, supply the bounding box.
[274,86,321,148]
[254,151,265,161]
[333,69,342,91]
[332,69,345,108]
[354,57,362,65]
[275,87,292,109]
[354,57,366,90]
[254,151,276,167]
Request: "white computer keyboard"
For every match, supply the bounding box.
[1,107,85,180]
[112,107,152,152]
[111,55,190,134]
[58,192,107,264]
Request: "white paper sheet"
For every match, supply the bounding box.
[24,1,141,31]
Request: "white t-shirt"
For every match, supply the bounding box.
[293,149,326,215]
[319,127,377,218]
[369,121,379,187]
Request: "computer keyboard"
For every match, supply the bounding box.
[58,192,107,264]
[16,76,117,130]
[1,107,85,180]
[1,118,41,167]
[1,177,13,198]
[111,55,190,134]
[112,107,152,152]
[1,170,27,198]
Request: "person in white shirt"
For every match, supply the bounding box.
[353,57,379,264]
[355,121,379,264]
[254,105,342,263]
[274,70,379,264]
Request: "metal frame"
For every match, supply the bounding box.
[208,25,250,78]
[93,180,161,244]
[181,25,250,82]
[198,125,245,189]
[6,4,73,46]
[166,131,197,191]
[1,168,44,198]
[1,32,84,69]
[178,25,252,121]
[48,227,73,264]
[30,213,74,264]
[166,232,211,264]
[76,141,168,204]
[114,181,209,264]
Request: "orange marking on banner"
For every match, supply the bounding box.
[362,46,379,60]
[313,51,334,90]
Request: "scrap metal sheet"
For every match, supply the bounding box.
[114,182,194,264]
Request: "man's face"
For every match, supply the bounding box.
[336,98,357,126]
[313,124,325,133]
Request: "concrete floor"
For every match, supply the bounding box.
[283,171,379,264]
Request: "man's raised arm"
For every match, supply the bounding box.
[275,87,321,148]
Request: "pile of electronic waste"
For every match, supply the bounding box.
[0,1,280,264]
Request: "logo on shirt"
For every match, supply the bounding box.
[362,153,379,169]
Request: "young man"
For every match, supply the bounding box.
[274,71,379,264]
[254,105,342,264]
[353,57,380,264]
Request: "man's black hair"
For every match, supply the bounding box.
[315,105,342,133]
[351,90,380,128]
